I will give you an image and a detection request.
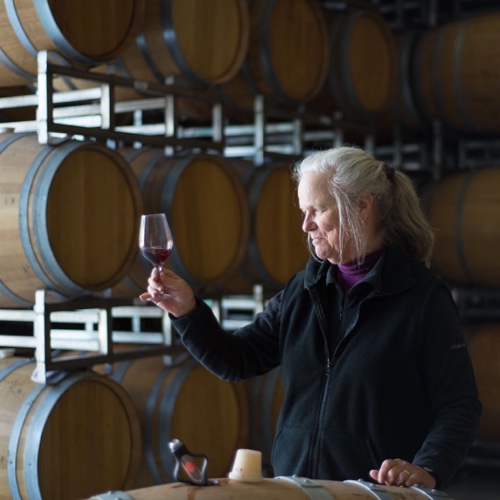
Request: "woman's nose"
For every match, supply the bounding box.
[302,215,314,232]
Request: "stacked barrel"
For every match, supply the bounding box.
[0,1,314,498]
[425,168,500,450]
[0,0,146,309]
[0,1,415,309]
[1,0,328,308]
[378,11,500,137]
[0,356,142,500]
[0,2,147,499]
[377,10,500,457]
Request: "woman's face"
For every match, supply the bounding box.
[298,171,347,264]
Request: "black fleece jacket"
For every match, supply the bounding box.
[172,245,481,487]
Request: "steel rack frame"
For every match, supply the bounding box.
[0,290,183,384]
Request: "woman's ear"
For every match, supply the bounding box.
[358,192,375,220]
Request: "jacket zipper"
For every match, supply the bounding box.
[307,286,335,477]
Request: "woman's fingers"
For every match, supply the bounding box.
[370,459,436,489]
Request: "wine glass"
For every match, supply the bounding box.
[139,213,174,299]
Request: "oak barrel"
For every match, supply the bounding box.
[0,133,143,308]
[111,150,250,296]
[0,356,142,500]
[425,167,500,287]
[387,31,422,129]
[0,0,144,86]
[221,0,329,109]
[308,8,396,122]
[114,0,249,86]
[377,30,428,136]
[463,323,500,443]
[223,162,309,294]
[100,356,249,488]
[413,12,500,134]
[105,477,451,499]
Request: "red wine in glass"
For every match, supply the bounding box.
[139,213,174,299]
[141,247,173,269]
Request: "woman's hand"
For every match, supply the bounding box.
[369,458,437,489]
[139,268,196,318]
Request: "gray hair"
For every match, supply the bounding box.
[293,146,435,266]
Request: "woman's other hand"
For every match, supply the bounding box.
[369,458,437,489]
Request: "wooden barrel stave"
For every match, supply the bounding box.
[0,133,143,307]
[97,355,249,489]
[106,476,450,499]
[463,323,500,443]
[0,0,144,86]
[427,168,500,287]
[221,0,329,110]
[223,161,308,295]
[116,0,249,86]
[413,12,500,134]
[111,150,250,297]
[376,30,429,138]
[307,8,396,123]
[0,356,142,500]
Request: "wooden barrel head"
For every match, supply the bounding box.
[0,0,144,85]
[0,358,141,499]
[113,150,250,294]
[43,144,140,288]
[243,0,329,105]
[102,356,249,487]
[221,162,309,295]
[0,134,142,307]
[168,155,248,284]
[35,0,143,60]
[428,168,500,287]
[310,9,395,121]
[413,12,500,134]
[464,323,500,442]
[118,0,249,85]
[250,166,308,286]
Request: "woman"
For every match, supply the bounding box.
[141,146,481,489]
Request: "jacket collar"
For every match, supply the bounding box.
[304,245,417,295]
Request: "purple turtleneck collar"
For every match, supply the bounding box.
[336,247,386,293]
